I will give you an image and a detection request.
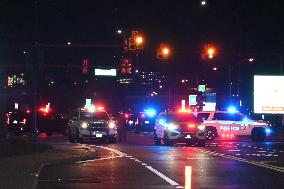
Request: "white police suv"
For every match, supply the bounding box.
[154,111,206,146]
[68,107,117,143]
[195,111,271,142]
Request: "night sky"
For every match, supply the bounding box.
[0,0,284,98]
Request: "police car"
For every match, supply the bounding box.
[154,111,206,146]
[68,106,117,143]
[195,111,271,142]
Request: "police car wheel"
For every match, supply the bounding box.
[154,131,161,145]
[251,128,266,142]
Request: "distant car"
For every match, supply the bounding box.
[195,111,271,142]
[135,110,157,133]
[68,107,117,143]
[124,113,136,129]
[154,111,206,146]
[6,111,32,135]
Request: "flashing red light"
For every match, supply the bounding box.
[178,109,192,113]
[26,110,31,114]
[125,114,129,119]
[222,134,225,138]
[188,124,196,128]
[22,118,27,124]
[97,106,105,111]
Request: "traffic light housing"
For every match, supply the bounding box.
[201,44,217,60]
[82,58,89,74]
[157,44,170,60]
[120,58,132,74]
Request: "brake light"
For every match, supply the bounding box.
[20,118,27,124]
[125,114,129,119]
[188,124,196,128]
[97,106,104,111]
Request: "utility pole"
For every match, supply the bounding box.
[29,0,39,142]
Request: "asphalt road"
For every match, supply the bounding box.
[37,132,284,189]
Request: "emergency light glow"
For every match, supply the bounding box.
[265,128,272,134]
[227,106,237,113]
[168,123,178,131]
[146,109,156,117]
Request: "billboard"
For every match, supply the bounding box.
[254,75,284,114]
[94,69,117,76]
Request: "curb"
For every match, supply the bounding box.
[31,144,97,189]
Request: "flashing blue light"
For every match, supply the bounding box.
[227,106,237,113]
[158,119,166,125]
[146,108,156,117]
[265,128,272,134]
[243,117,249,124]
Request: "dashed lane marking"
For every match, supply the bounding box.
[87,145,182,187]
[192,148,284,173]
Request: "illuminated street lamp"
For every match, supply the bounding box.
[248,58,254,62]
[201,0,207,6]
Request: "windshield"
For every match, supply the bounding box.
[80,111,109,120]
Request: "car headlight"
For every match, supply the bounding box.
[198,125,205,131]
[81,122,88,129]
[108,122,116,129]
[167,123,178,131]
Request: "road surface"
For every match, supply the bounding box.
[37,131,284,189]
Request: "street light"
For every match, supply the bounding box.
[201,0,207,6]
[248,58,254,62]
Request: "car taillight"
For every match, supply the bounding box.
[188,124,196,129]
[20,118,27,124]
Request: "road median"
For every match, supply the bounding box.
[0,140,97,189]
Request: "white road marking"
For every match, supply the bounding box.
[89,145,181,187]
[191,148,284,173]
[145,166,180,186]
[257,151,267,153]
[141,163,148,166]
[228,149,240,152]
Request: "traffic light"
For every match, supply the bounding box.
[120,58,132,74]
[157,46,170,59]
[82,59,89,74]
[207,48,215,59]
[128,38,136,51]
[201,44,217,60]
[127,31,144,51]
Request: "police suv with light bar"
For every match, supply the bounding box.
[68,107,117,143]
[195,111,271,142]
[154,111,206,146]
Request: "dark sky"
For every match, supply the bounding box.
[0,0,283,73]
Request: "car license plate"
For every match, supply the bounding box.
[96,134,103,138]
[145,121,150,124]
[185,135,191,139]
